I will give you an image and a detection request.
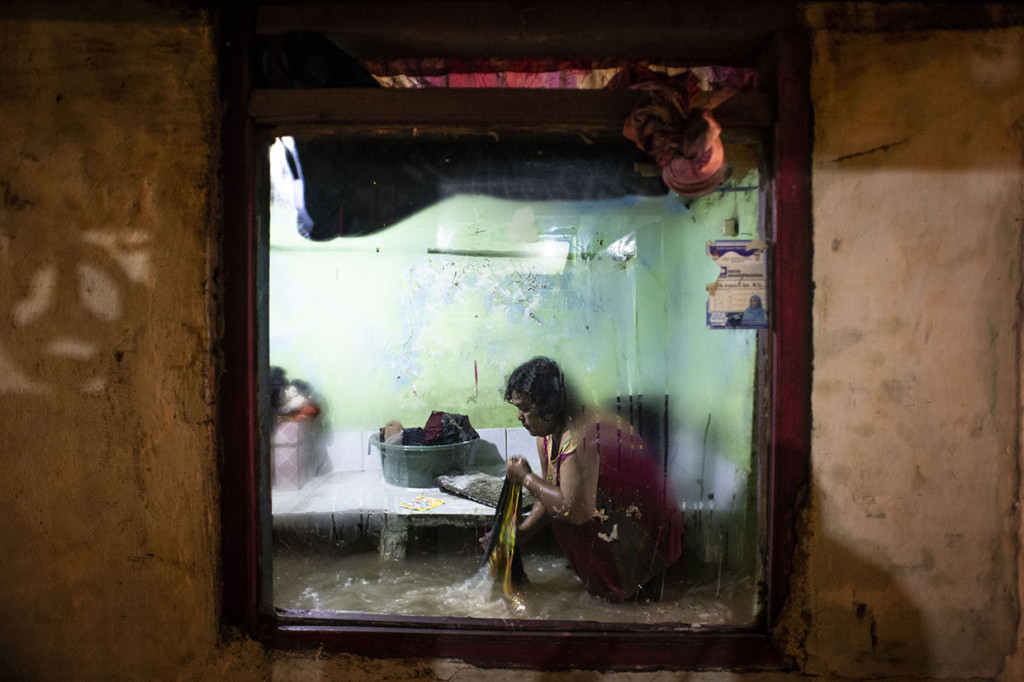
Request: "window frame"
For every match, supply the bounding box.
[219,3,811,671]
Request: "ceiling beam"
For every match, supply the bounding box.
[248,87,773,137]
[256,2,803,64]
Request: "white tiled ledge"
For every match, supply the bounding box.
[272,470,494,517]
[271,470,502,559]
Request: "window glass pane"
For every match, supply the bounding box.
[264,130,762,625]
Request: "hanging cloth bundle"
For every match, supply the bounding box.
[482,477,525,609]
[614,66,735,198]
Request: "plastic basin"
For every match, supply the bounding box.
[370,433,476,487]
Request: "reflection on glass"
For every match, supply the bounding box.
[265,131,763,625]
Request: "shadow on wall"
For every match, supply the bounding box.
[466,438,505,476]
[783,487,931,677]
[0,230,153,394]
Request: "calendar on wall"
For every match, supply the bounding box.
[706,240,769,330]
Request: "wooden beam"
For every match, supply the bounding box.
[763,29,813,630]
[256,1,802,63]
[248,87,773,133]
[218,0,262,631]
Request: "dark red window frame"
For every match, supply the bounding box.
[218,3,811,671]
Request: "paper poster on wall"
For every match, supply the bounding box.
[706,240,769,329]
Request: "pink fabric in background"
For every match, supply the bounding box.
[360,58,748,197]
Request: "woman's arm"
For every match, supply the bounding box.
[510,437,549,542]
[508,433,598,525]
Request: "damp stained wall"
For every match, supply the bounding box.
[801,26,1024,678]
[1,3,1024,681]
[268,181,759,439]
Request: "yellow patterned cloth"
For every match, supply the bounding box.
[486,479,525,609]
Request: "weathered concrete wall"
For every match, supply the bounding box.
[0,2,1022,681]
[806,27,1024,679]
[0,4,230,680]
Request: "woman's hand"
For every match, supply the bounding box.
[506,454,532,484]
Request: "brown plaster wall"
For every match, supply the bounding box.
[0,4,226,679]
[806,26,1024,679]
[0,2,1022,681]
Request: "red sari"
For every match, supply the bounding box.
[544,418,682,601]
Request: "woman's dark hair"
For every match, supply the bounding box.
[504,356,572,420]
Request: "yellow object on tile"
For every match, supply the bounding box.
[401,495,444,512]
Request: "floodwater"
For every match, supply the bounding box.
[273,532,758,625]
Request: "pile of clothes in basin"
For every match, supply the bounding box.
[380,411,479,446]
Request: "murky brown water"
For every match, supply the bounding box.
[273,537,758,625]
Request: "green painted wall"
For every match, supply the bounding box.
[269,159,759,475]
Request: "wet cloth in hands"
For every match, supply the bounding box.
[483,477,525,609]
